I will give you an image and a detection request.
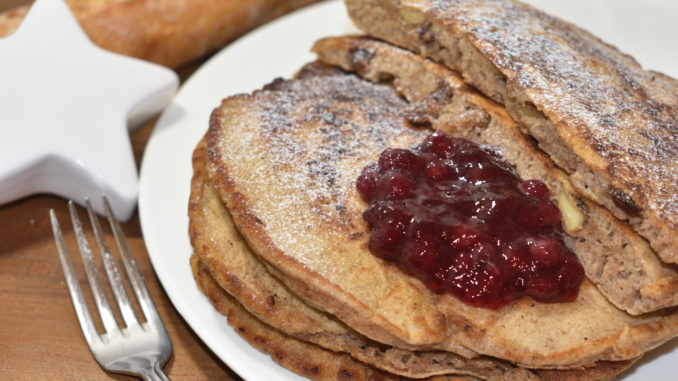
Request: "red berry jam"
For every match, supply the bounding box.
[356,131,584,309]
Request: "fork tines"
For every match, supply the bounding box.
[50,196,171,379]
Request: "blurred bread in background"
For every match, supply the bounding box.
[0,0,322,68]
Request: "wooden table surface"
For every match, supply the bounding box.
[0,60,243,380]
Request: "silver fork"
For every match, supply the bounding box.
[50,196,173,381]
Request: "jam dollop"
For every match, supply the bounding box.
[357,131,584,309]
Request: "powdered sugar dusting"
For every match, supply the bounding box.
[411,0,678,225]
[215,69,428,276]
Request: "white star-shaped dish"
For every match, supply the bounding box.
[0,0,178,220]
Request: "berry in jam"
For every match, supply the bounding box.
[356,131,584,309]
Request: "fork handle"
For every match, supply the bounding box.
[140,364,170,381]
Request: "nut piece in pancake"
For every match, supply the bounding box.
[205,63,678,367]
[345,0,678,266]
[310,35,678,315]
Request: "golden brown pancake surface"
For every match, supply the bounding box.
[311,35,678,315]
[345,0,678,265]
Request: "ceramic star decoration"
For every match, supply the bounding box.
[0,0,178,221]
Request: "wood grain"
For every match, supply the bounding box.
[0,60,243,380]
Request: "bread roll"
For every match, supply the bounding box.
[0,0,321,68]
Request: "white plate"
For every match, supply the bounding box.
[138,1,678,380]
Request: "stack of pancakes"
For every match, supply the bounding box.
[188,1,678,379]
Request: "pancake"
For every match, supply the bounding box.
[207,67,444,349]
[344,0,678,265]
[189,252,452,381]
[190,136,521,379]
[310,35,678,315]
[205,63,678,367]
[190,132,638,379]
[191,252,638,380]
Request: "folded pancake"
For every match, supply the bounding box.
[311,36,678,315]
[207,67,444,349]
[205,61,678,367]
[345,0,678,266]
[191,130,638,379]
